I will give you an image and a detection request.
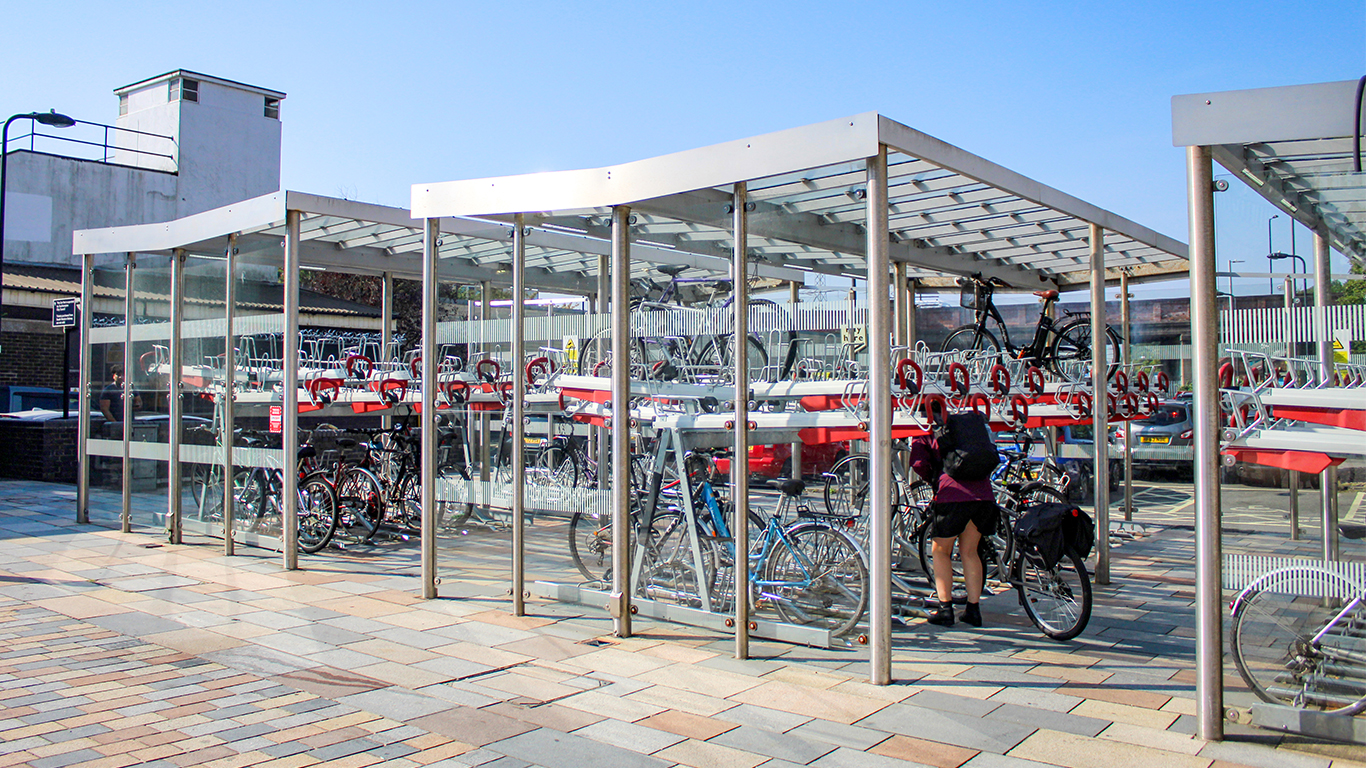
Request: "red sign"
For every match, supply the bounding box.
[269,405,283,434]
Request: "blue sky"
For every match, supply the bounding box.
[4,1,1363,295]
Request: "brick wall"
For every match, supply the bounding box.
[0,319,68,390]
[0,419,79,483]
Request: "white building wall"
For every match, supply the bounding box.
[3,152,178,267]
[171,79,281,217]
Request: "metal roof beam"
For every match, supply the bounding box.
[630,187,1043,286]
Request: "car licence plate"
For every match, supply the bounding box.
[1140,436,1170,444]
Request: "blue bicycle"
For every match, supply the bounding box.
[640,454,869,636]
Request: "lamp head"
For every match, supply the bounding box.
[1268,252,1293,261]
[32,111,75,128]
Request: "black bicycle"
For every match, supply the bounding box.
[942,274,1121,380]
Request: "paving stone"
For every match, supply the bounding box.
[487,727,670,768]
[573,717,686,754]
[857,702,1035,753]
[786,718,889,751]
[710,724,839,764]
[811,745,935,768]
[984,702,1108,738]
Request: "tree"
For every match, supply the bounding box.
[1331,262,1365,306]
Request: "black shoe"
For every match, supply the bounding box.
[927,603,955,627]
[962,602,982,627]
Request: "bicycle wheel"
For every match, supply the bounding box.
[763,523,868,636]
[296,475,338,554]
[532,443,579,490]
[568,510,612,582]
[916,513,1006,591]
[394,473,423,533]
[1231,568,1366,714]
[229,469,267,533]
[821,455,902,518]
[1016,548,1092,641]
[1048,319,1121,380]
[334,467,383,544]
[941,325,1002,356]
[435,464,475,530]
[637,510,719,609]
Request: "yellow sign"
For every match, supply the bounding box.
[1332,330,1351,364]
[563,335,579,364]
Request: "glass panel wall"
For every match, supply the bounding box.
[84,258,131,529]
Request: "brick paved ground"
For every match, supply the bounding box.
[2,479,1365,768]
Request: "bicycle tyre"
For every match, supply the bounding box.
[1048,319,1121,380]
[1230,567,1366,714]
[296,475,338,554]
[915,513,1006,591]
[435,464,475,530]
[1016,548,1092,641]
[334,466,383,544]
[763,522,868,636]
[821,454,903,518]
[940,325,1002,357]
[568,510,612,582]
[231,469,268,534]
[533,443,579,490]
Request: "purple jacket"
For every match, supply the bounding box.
[908,435,994,505]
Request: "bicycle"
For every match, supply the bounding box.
[942,273,1121,380]
[1229,523,1366,714]
[914,481,1092,640]
[576,264,793,383]
[639,456,869,636]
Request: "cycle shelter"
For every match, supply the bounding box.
[1174,80,1366,743]
[409,113,1190,675]
[74,113,1194,686]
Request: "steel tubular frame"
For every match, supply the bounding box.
[283,212,301,570]
[1090,223,1110,585]
[611,206,633,637]
[867,147,893,686]
[168,249,185,544]
[1120,270,1133,524]
[77,253,92,524]
[1188,145,1223,741]
[122,253,134,534]
[733,182,751,659]
[421,218,439,598]
[222,238,236,554]
[1314,231,1339,562]
[512,214,527,615]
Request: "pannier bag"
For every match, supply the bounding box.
[934,410,1000,481]
[1013,502,1095,569]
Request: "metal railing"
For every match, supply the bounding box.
[4,119,177,172]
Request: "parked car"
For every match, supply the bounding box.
[1111,400,1194,478]
[715,440,849,482]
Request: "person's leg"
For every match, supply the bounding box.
[958,521,984,603]
[932,536,956,604]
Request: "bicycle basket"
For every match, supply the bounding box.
[960,280,992,310]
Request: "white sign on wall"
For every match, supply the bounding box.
[2,192,52,242]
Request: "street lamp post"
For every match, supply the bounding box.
[1,111,77,355]
[1227,259,1243,311]
[1267,215,1279,296]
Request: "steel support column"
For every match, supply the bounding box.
[596,254,610,470]
[867,147,893,686]
[611,206,633,637]
[222,240,235,554]
[421,219,439,598]
[1089,224,1110,585]
[77,252,92,524]
[906,278,917,347]
[168,249,185,544]
[1314,230,1338,561]
[1120,271,1132,523]
[1285,277,1300,540]
[733,183,751,659]
[511,214,527,615]
[381,271,394,432]
[282,217,301,570]
[893,261,908,348]
[122,253,135,534]
[789,280,802,481]
[1188,145,1223,741]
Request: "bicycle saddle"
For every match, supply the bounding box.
[1033,289,1059,300]
[297,445,316,461]
[1341,523,1366,540]
[336,437,358,449]
[658,264,688,277]
[779,479,806,498]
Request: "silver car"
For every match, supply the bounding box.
[1112,400,1194,475]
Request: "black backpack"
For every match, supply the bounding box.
[1013,502,1094,569]
[934,410,1000,481]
